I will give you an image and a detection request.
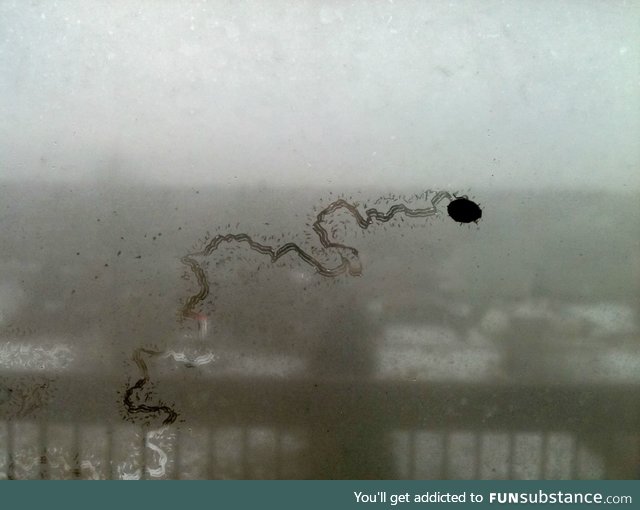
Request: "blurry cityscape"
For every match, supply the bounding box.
[0,181,638,479]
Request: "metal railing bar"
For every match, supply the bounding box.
[207,427,216,479]
[507,433,516,480]
[472,432,481,480]
[241,428,250,479]
[274,428,282,480]
[39,422,48,480]
[540,432,548,479]
[6,421,15,480]
[440,431,449,479]
[407,430,416,480]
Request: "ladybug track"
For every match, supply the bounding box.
[123,189,461,425]
[179,190,454,321]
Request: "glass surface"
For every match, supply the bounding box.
[1,1,638,479]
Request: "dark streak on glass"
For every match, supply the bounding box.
[39,422,47,480]
[122,349,178,425]
[6,422,14,480]
[179,190,454,321]
[121,190,472,426]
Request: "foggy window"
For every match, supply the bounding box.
[1,1,638,479]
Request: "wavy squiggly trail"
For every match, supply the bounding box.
[123,190,455,425]
[180,190,453,320]
[123,348,178,425]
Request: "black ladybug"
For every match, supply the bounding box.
[447,197,482,224]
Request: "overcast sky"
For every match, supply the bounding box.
[1,0,638,190]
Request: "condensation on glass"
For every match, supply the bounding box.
[0,1,639,479]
